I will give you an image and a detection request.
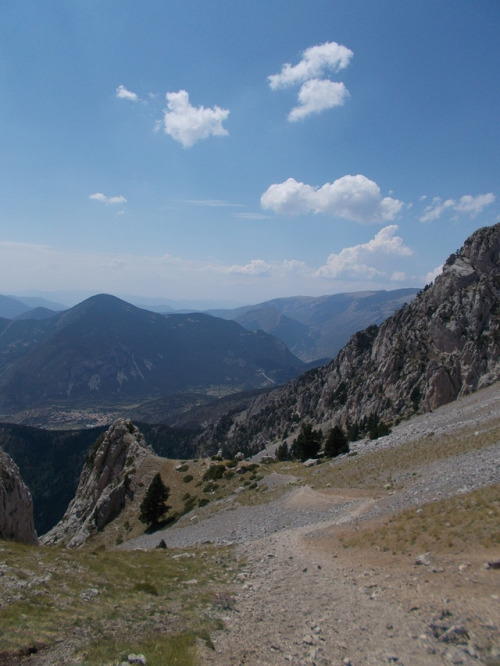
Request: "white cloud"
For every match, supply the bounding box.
[454,193,496,216]
[316,225,412,279]
[116,85,139,102]
[161,90,229,148]
[89,192,127,205]
[425,264,443,284]
[391,271,407,282]
[268,41,353,89]
[261,174,403,223]
[226,259,272,276]
[288,79,349,121]
[223,258,307,277]
[420,192,495,222]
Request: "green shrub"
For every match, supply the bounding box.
[202,464,226,481]
[182,474,194,483]
[134,581,159,596]
[183,498,196,513]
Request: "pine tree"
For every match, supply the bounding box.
[324,425,349,458]
[139,472,170,529]
[275,441,289,461]
[292,422,322,461]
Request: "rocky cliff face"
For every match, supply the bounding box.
[197,223,500,454]
[0,449,38,544]
[41,419,152,548]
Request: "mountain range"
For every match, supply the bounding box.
[0,294,305,420]
[0,288,421,426]
[0,289,418,364]
[207,288,418,362]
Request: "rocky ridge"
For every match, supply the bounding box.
[195,223,500,455]
[41,419,152,548]
[0,448,38,545]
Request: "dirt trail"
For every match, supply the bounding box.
[199,491,498,665]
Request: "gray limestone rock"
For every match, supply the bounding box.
[41,419,152,548]
[0,448,38,545]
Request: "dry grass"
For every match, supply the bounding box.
[339,483,500,555]
[0,540,238,664]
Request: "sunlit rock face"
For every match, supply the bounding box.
[41,419,152,548]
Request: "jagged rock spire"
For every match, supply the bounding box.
[42,419,152,548]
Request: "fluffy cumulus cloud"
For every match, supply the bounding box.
[420,193,495,222]
[261,174,403,223]
[316,225,412,279]
[269,41,353,121]
[268,41,353,89]
[161,90,229,148]
[289,79,349,122]
[116,85,139,102]
[89,192,127,205]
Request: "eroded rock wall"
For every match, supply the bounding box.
[0,449,38,545]
[41,419,152,548]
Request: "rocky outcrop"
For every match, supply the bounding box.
[196,223,500,454]
[41,419,152,548]
[0,449,38,544]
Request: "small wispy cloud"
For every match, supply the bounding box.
[222,258,307,277]
[225,259,272,276]
[161,90,230,148]
[116,84,139,102]
[420,192,495,222]
[89,192,127,205]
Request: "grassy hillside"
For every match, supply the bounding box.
[0,541,238,665]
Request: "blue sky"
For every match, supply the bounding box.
[1,1,499,307]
